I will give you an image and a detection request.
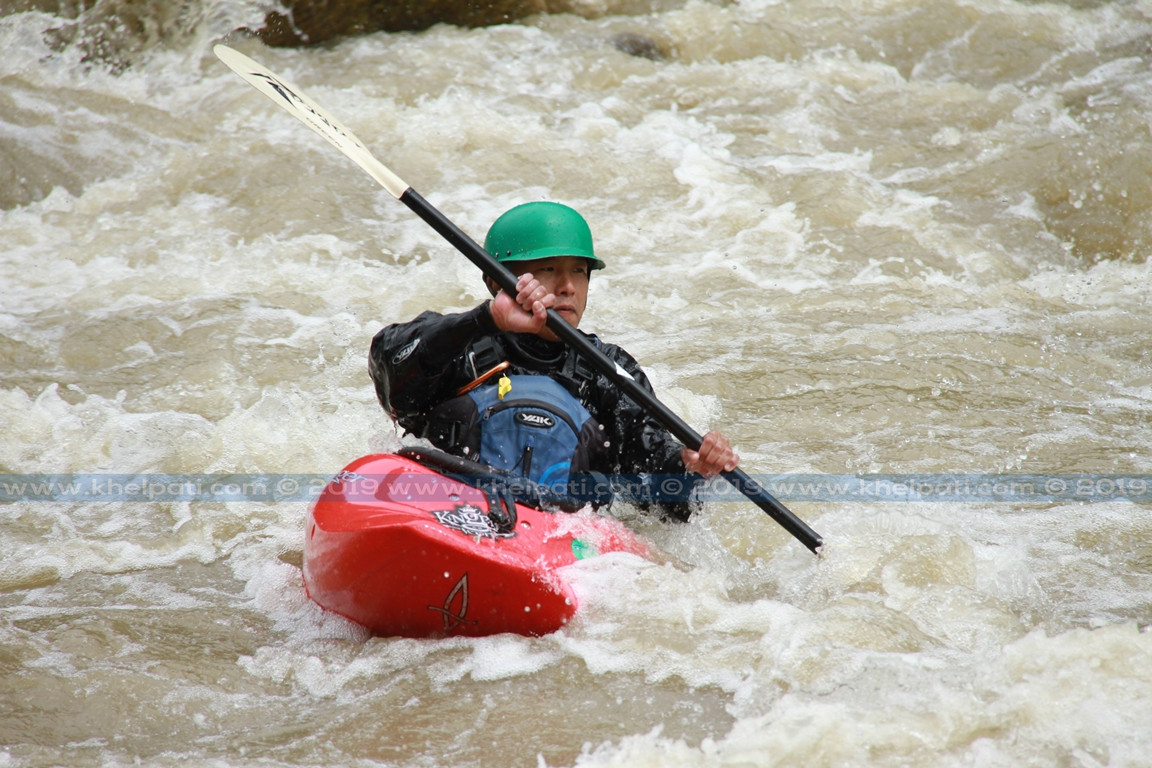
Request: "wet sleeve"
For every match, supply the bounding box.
[593,345,700,522]
[368,304,498,434]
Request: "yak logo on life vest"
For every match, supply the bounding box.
[430,503,513,539]
[515,411,555,429]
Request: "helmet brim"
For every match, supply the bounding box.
[497,248,606,271]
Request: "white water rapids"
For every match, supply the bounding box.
[2,1,1152,766]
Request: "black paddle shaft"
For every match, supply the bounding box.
[399,188,824,554]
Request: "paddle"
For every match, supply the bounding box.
[213,45,823,555]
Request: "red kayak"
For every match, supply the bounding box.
[303,449,650,637]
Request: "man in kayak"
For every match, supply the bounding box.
[369,201,739,519]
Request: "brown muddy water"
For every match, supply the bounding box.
[2,0,1151,766]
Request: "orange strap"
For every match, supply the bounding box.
[455,361,511,396]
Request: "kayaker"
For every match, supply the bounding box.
[369,201,739,519]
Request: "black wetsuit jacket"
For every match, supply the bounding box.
[368,303,697,520]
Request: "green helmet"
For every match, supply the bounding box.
[484,202,606,271]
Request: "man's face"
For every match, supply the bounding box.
[509,256,591,332]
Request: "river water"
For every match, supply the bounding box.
[3,0,1152,765]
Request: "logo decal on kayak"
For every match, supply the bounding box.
[427,573,477,635]
[431,503,513,539]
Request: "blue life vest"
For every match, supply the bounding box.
[424,375,607,494]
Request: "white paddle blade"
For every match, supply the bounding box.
[213,44,409,199]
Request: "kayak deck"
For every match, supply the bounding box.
[303,452,649,637]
